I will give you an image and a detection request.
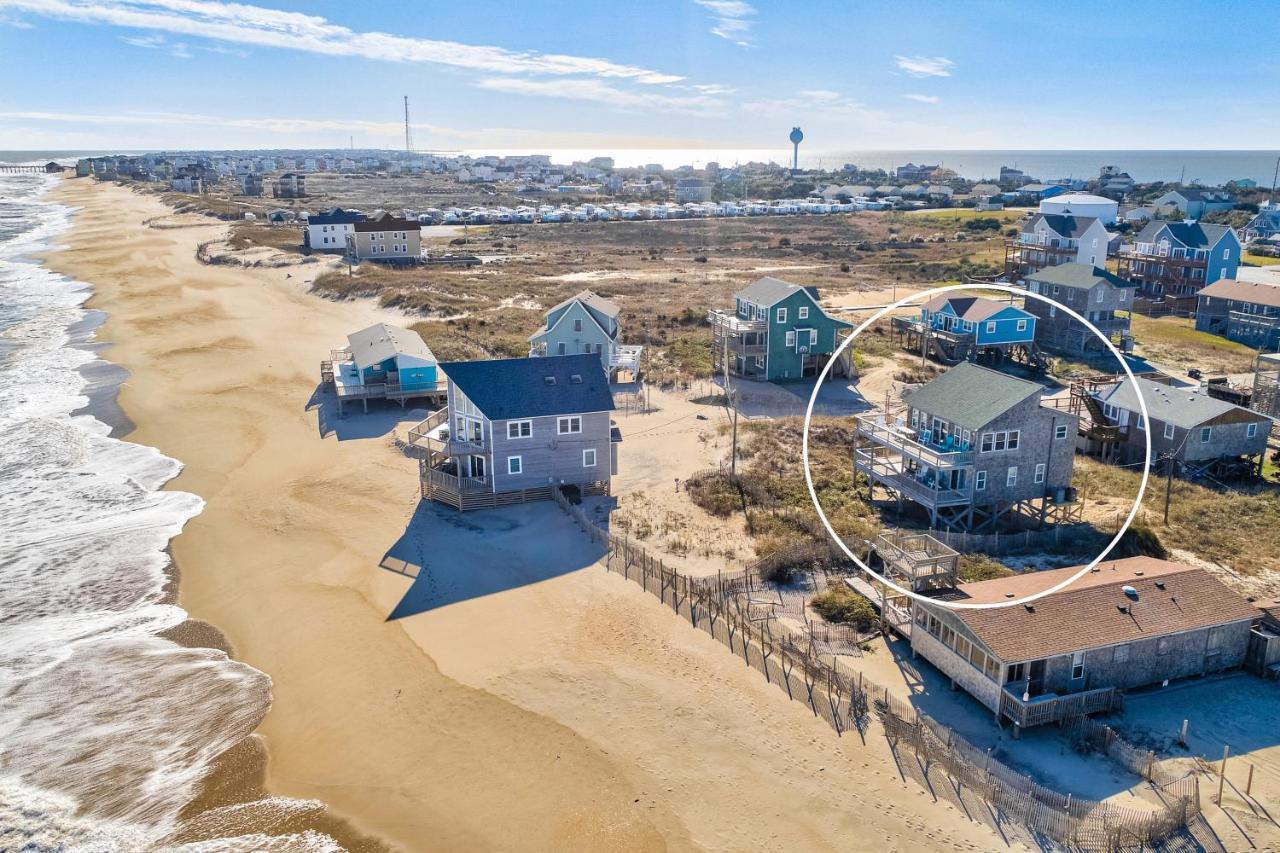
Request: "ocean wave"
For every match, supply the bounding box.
[0,175,341,849]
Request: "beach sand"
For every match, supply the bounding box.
[44,179,1002,851]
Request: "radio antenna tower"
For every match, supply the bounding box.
[403,95,413,153]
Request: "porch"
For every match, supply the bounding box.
[999,685,1120,730]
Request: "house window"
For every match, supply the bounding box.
[1113,644,1129,663]
[981,433,994,453]
[557,342,567,355]
[1055,424,1069,440]
[1200,426,1212,443]
[1071,652,1085,681]
[507,455,522,475]
[1096,288,1104,302]
[558,416,582,434]
[583,448,597,467]
[798,306,809,319]
[808,329,818,346]
[1016,319,1028,332]
[574,319,583,331]
[1157,637,1172,655]
[507,420,532,439]
[776,307,787,323]
[1034,463,1045,484]
[1119,289,1127,301]
[986,321,997,334]
[1103,403,1119,421]
[1137,415,1146,430]
[1164,422,1175,440]
[975,470,987,491]
[1007,430,1019,451]
[785,330,796,347]
[1007,466,1018,486]
[1247,422,1258,438]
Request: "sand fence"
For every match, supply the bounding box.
[551,487,1214,851]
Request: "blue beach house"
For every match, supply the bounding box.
[326,323,446,413]
[920,295,1036,347]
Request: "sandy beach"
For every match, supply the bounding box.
[44,178,1002,851]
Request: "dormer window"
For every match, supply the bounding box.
[570,374,583,384]
[544,376,557,386]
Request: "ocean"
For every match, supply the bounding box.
[0,173,334,850]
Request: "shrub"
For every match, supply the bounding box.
[811,581,878,630]
[777,237,792,247]
[684,472,744,517]
[840,262,851,272]
[1113,522,1168,559]
[959,554,1014,582]
[694,255,708,263]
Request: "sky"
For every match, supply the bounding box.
[0,0,1277,153]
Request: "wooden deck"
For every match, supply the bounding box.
[999,685,1119,729]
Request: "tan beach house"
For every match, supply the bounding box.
[345,212,422,264]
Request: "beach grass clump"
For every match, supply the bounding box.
[810,581,878,630]
[958,554,1015,582]
[1073,457,1279,574]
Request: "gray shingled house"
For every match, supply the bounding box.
[1194,277,1280,349]
[1021,263,1136,356]
[1086,375,1271,478]
[416,354,619,510]
[909,557,1260,728]
[855,363,1078,530]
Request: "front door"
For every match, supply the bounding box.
[1027,659,1046,697]
[469,455,486,479]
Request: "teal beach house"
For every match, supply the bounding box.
[709,277,852,382]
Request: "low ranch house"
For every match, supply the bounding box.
[908,557,1261,729]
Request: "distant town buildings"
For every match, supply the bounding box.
[1150,188,1237,220]
[272,172,307,199]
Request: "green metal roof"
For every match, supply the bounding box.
[902,362,1045,430]
[1026,262,1134,291]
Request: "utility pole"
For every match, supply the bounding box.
[1162,452,1175,525]
[1271,155,1279,204]
[403,95,413,153]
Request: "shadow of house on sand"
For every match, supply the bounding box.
[385,499,609,619]
[715,376,873,419]
[307,383,430,441]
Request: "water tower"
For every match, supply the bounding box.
[789,127,804,172]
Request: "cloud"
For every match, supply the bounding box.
[1,0,686,84]
[798,89,841,102]
[119,31,161,47]
[903,93,939,104]
[475,77,726,115]
[894,55,955,78]
[0,10,32,24]
[692,0,756,47]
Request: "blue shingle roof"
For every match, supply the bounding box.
[442,354,615,420]
[308,207,365,225]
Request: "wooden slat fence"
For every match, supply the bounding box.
[549,487,1202,850]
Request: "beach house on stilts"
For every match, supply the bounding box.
[854,363,1079,531]
[322,323,446,414]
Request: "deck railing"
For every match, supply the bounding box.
[335,378,448,399]
[407,409,448,447]
[424,467,490,493]
[855,417,973,469]
[448,437,488,456]
[708,309,767,333]
[855,449,971,508]
[999,685,1118,728]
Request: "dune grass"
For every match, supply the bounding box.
[1130,314,1258,375]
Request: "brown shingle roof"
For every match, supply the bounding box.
[939,557,1258,663]
[1197,277,1280,310]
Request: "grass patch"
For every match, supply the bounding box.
[1244,252,1280,267]
[1130,314,1258,375]
[1073,457,1279,575]
[810,581,879,630]
[958,554,1015,582]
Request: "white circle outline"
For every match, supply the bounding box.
[801,282,1152,610]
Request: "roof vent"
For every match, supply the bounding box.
[544,376,557,386]
[1155,580,1166,590]
[1122,585,1139,600]
[570,374,583,384]
[1004,592,1015,598]
[1117,603,1131,614]
[1023,603,1035,613]
[1134,570,1144,576]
